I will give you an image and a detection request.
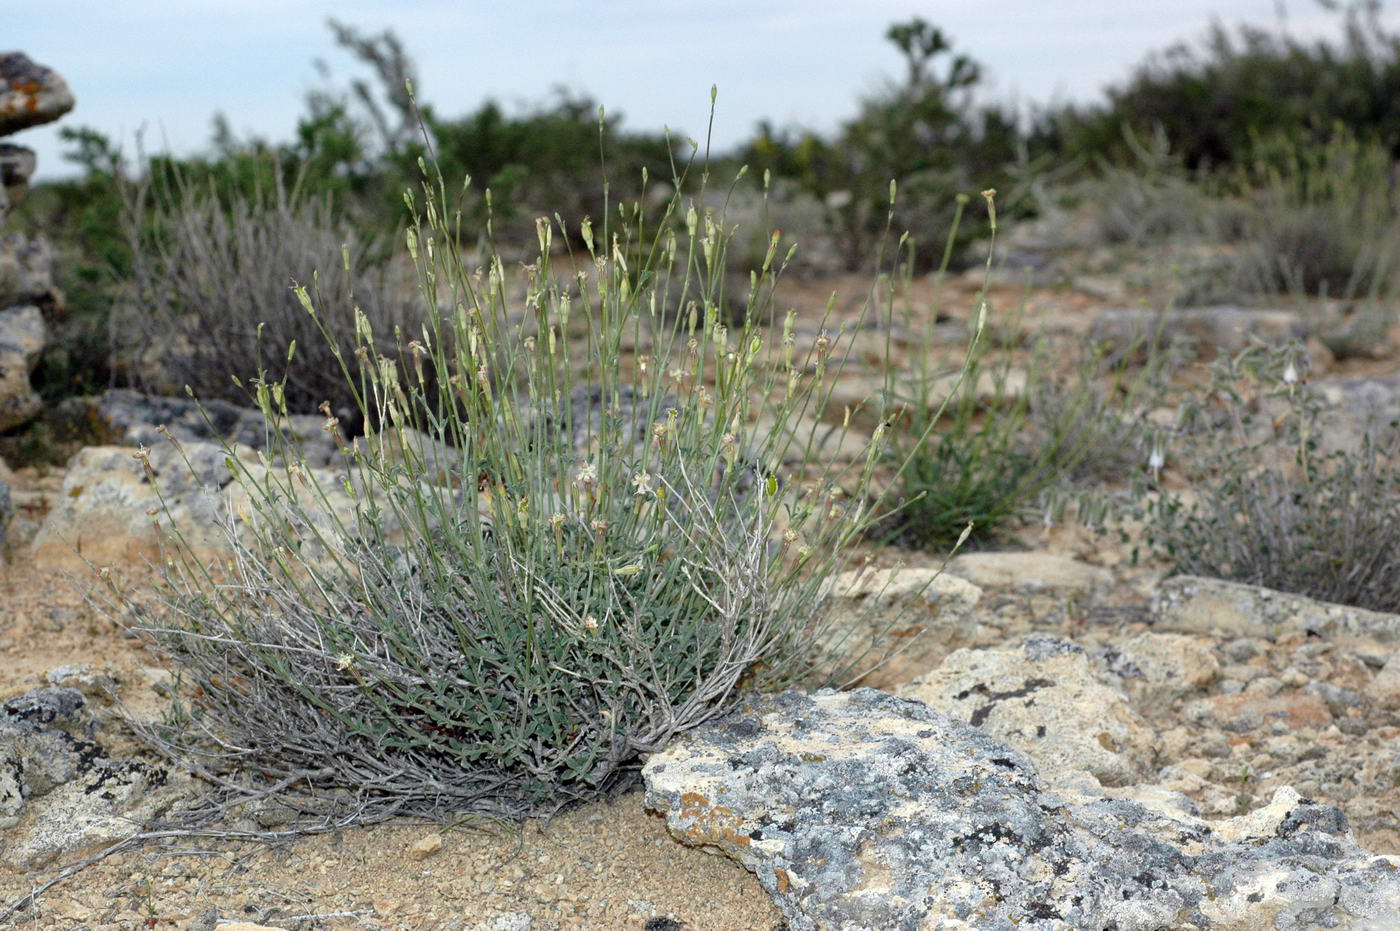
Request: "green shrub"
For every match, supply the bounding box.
[1143,341,1400,612]
[744,19,1026,270]
[1040,5,1400,171]
[111,138,897,824]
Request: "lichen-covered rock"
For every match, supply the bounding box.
[0,52,75,136]
[0,142,35,214]
[0,686,191,869]
[644,688,1400,930]
[1154,575,1400,645]
[0,232,56,309]
[900,636,1152,791]
[1098,631,1221,706]
[0,304,45,431]
[84,388,344,468]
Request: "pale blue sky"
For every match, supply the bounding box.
[9,1,1394,180]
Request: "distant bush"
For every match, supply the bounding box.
[112,147,895,825]
[744,19,1027,270]
[1226,126,1400,303]
[117,167,421,421]
[1040,4,1400,171]
[1143,341,1400,613]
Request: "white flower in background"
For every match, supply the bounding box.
[575,462,597,488]
[1147,445,1165,478]
[632,471,655,496]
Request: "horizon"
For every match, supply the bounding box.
[9,1,1397,181]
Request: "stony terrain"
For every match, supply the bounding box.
[4,47,1400,931]
[3,284,1400,928]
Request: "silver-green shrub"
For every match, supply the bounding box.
[115,144,898,824]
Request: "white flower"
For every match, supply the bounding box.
[1147,446,1165,475]
[631,471,655,496]
[1283,361,1299,386]
[575,463,598,487]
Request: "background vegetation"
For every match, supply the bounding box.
[2,3,1397,608]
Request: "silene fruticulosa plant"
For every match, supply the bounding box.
[107,100,975,827]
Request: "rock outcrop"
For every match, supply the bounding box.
[0,53,75,137]
[0,52,73,433]
[1154,575,1400,645]
[1090,306,1305,358]
[0,304,44,432]
[900,636,1153,792]
[815,567,984,691]
[0,685,191,870]
[78,388,344,467]
[644,688,1400,930]
[29,440,365,567]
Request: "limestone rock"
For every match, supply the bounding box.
[1372,651,1400,711]
[1153,575,1400,645]
[900,636,1152,791]
[45,664,118,702]
[0,304,44,431]
[1099,631,1221,705]
[85,388,344,468]
[946,550,1112,594]
[0,233,57,309]
[0,142,35,210]
[29,441,365,567]
[0,687,191,870]
[1183,692,1333,734]
[644,688,1400,931]
[815,567,983,690]
[0,474,10,550]
[1090,306,1305,358]
[408,832,444,861]
[1302,375,1400,455]
[0,52,75,136]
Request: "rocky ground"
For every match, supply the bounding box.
[4,79,1400,924]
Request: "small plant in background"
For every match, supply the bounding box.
[1069,127,1215,250]
[882,195,1162,550]
[1142,340,1400,613]
[112,113,900,826]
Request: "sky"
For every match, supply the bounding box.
[9,1,1397,181]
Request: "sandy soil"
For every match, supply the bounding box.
[0,556,783,930]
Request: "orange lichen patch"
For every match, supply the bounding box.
[773,868,791,893]
[676,791,752,849]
